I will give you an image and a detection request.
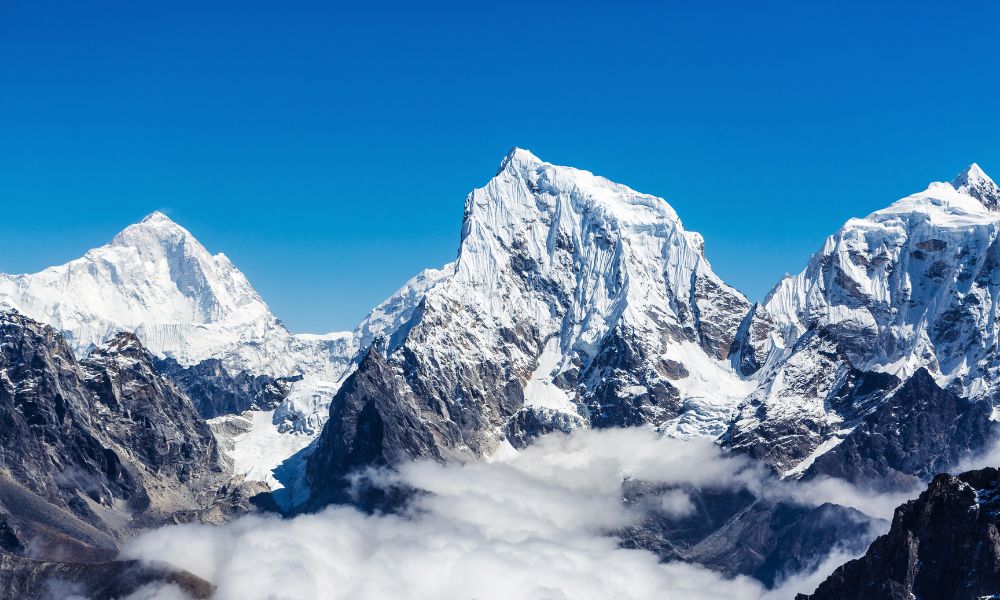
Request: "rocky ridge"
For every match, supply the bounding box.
[305,148,752,504]
[800,467,1000,600]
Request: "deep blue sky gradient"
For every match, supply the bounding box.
[2,1,999,331]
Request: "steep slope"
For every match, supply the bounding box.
[306,148,751,503]
[352,263,456,354]
[0,309,241,563]
[620,485,879,588]
[800,467,1000,600]
[0,555,213,600]
[0,211,353,380]
[728,164,1000,476]
[0,212,360,491]
[802,368,995,490]
[153,356,292,419]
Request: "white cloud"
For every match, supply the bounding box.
[955,433,1000,473]
[658,489,696,517]
[120,428,901,600]
[762,474,919,521]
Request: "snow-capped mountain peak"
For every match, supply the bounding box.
[306,148,755,502]
[140,209,180,225]
[951,163,999,210]
[111,211,202,252]
[729,163,1000,476]
[0,213,335,378]
[496,146,541,174]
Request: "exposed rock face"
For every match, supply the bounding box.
[0,553,213,600]
[306,346,445,506]
[804,368,995,490]
[621,484,878,588]
[154,356,292,419]
[800,468,1000,600]
[729,303,779,377]
[620,486,758,562]
[953,162,1000,210]
[1,311,139,554]
[0,309,234,562]
[726,327,901,476]
[687,501,876,587]
[305,148,751,503]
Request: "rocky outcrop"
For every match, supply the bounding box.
[805,368,995,490]
[725,328,901,476]
[689,500,876,587]
[305,345,450,506]
[799,468,1000,600]
[0,553,213,600]
[0,309,237,562]
[621,484,878,588]
[154,356,292,419]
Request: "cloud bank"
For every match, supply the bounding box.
[120,429,904,600]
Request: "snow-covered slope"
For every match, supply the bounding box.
[0,212,348,378]
[306,148,753,502]
[448,148,752,436]
[352,263,456,354]
[728,164,1000,475]
[0,212,363,491]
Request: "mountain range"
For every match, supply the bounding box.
[2,149,1000,598]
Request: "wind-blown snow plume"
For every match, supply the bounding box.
[122,429,903,600]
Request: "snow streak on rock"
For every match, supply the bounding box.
[305,148,752,503]
[729,164,1000,476]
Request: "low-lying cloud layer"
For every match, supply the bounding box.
[120,429,910,600]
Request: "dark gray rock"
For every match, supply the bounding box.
[729,303,778,376]
[0,553,213,600]
[154,356,292,419]
[581,324,683,429]
[304,341,491,507]
[685,500,876,587]
[620,482,878,588]
[806,368,995,491]
[725,327,901,474]
[799,468,1000,600]
[0,309,238,562]
[619,484,757,562]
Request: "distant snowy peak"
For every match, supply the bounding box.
[0,212,345,378]
[951,163,1000,210]
[101,211,271,325]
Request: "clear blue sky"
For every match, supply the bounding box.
[2,1,999,332]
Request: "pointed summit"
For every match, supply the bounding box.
[496,147,543,175]
[951,163,1000,210]
[134,210,187,234]
[0,207,277,364]
[113,210,197,249]
[141,210,173,223]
